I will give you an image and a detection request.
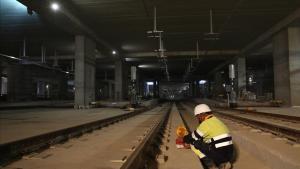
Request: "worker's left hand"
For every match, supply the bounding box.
[183,133,195,144]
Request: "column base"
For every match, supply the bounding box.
[74,104,94,109]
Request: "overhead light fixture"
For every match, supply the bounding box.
[146,82,154,85]
[51,2,60,11]
[112,50,117,55]
[199,80,207,85]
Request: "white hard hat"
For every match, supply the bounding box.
[194,104,211,116]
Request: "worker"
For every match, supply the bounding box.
[183,104,233,169]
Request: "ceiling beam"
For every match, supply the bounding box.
[242,7,300,54]
[124,50,239,58]
[207,8,300,77]
[29,54,106,60]
[17,0,116,53]
[206,57,237,77]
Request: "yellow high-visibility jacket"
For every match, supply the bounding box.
[192,116,232,148]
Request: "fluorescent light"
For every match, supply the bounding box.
[112,50,117,55]
[138,64,157,68]
[51,3,60,11]
[147,82,154,85]
[199,80,207,85]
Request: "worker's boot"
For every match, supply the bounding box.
[218,162,232,169]
[201,157,218,169]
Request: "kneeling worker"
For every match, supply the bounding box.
[183,104,233,169]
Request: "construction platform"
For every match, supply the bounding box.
[0,100,158,144]
[194,98,300,117]
[1,101,300,169]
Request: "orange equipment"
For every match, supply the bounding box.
[175,125,190,149]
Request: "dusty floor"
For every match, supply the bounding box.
[0,107,130,144]
[4,106,167,169]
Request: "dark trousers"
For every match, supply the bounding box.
[194,141,233,166]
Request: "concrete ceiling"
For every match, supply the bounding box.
[1,0,300,80]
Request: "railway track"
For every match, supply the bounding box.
[218,107,300,123]
[185,101,300,143]
[175,103,206,168]
[0,104,171,168]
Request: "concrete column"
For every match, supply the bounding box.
[156,81,159,97]
[288,27,300,106]
[193,81,197,97]
[153,80,158,98]
[0,64,2,96]
[273,27,300,106]
[214,71,224,98]
[108,81,114,100]
[74,35,96,108]
[237,57,247,97]
[135,68,140,95]
[7,64,19,101]
[114,60,124,101]
[140,80,145,97]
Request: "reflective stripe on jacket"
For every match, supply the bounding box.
[192,116,232,148]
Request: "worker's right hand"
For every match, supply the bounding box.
[183,133,195,144]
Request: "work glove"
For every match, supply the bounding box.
[193,140,210,152]
[183,133,195,144]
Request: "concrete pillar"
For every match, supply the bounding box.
[156,80,159,97]
[108,81,114,100]
[114,60,126,101]
[135,68,140,95]
[288,27,300,106]
[236,57,247,97]
[153,80,158,98]
[273,27,300,106]
[193,81,197,97]
[214,71,224,98]
[189,82,193,97]
[7,64,19,101]
[74,35,96,108]
[140,80,145,97]
[0,64,2,96]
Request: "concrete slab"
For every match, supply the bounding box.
[195,98,300,117]
[222,118,300,169]
[194,98,275,107]
[3,106,166,169]
[236,107,300,117]
[0,100,73,109]
[98,99,158,108]
[216,109,300,130]
[0,107,131,144]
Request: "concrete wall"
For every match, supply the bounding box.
[3,62,68,102]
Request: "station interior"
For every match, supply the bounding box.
[0,0,300,169]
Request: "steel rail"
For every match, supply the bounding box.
[186,101,300,143]
[120,104,172,169]
[214,111,300,143]
[221,108,300,123]
[189,101,300,123]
